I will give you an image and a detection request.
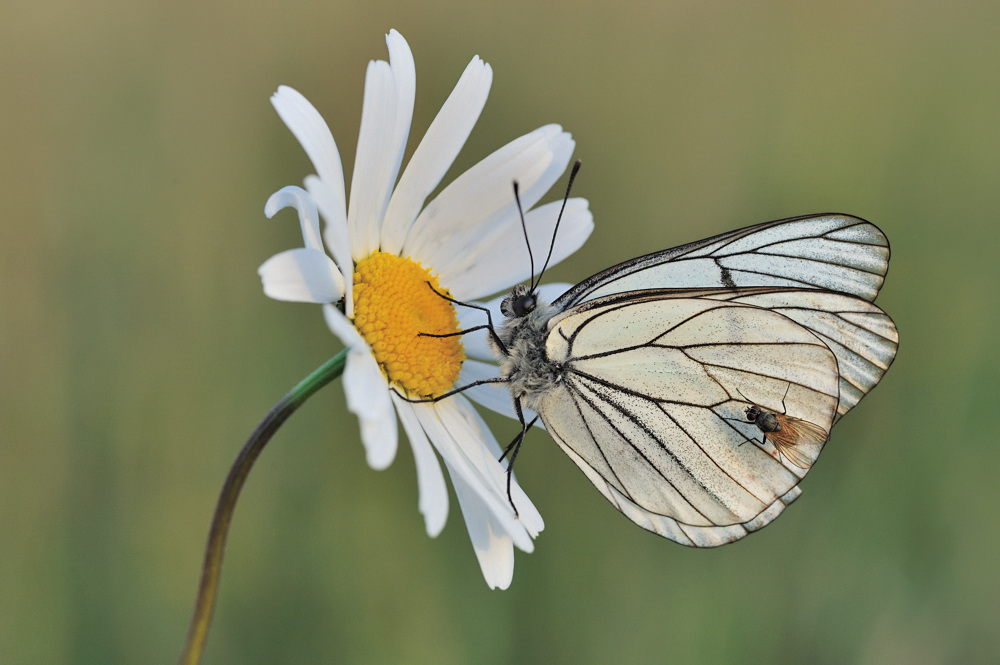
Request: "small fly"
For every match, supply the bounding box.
[739,386,829,469]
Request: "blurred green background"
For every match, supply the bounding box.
[2,0,998,663]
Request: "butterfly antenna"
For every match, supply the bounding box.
[513,181,535,293]
[534,159,582,291]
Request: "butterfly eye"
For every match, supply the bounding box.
[513,294,536,317]
[745,406,758,422]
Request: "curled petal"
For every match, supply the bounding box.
[258,248,344,303]
[265,185,324,252]
[270,87,347,227]
[305,175,354,316]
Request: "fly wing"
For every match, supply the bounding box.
[552,214,889,308]
[535,296,839,546]
[768,416,828,469]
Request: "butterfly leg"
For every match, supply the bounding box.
[780,382,791,415]
[418,324,493,339]
[423,282,509,355]
[499,398,539,517]
[390,376,509,404]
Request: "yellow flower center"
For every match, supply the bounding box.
[352,252,465,397]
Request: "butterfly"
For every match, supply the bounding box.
[420,163,898,547]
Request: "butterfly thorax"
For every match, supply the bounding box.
[494,292,564,411]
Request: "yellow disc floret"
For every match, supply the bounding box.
[352,252,465,397]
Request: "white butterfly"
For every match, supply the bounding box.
[419,169,898,547]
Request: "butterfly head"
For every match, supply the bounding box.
[501,284,537,319]
[744,405,761,423]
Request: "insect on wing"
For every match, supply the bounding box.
[553,214,890,308]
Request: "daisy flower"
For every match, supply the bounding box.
[258,30,593,588]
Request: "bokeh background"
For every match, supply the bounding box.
[2,0,999,663]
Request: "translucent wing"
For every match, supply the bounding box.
[553,214,890,308]
[535,296,840,547]
[566,287,899,424]
[699,288,898,422]
[767,416,828,469]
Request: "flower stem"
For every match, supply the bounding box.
[178,350,348,665]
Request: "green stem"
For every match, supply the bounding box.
[178,350,348,665]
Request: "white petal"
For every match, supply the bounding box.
[270,87,347,224]
[401,125,574,269]
[411,399,535,552]
[448,468,515,589]
[265,185,324,251]
[347,60,397,259]
[442,397,543,538]
[322,305,397,469]
[381,56,493,255]
[347,35,415,261]
[258,248,344,303]
[385,29,416,175]
[322,302,365,347]
[306,175,354,316]
[441,199,592,301]
[447,398,544,537]
[456,282,574,360]
[391,393,449,537]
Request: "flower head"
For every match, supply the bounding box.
[258,30,593,588]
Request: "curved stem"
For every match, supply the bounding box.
[178,350,348,665]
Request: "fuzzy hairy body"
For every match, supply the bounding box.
[493,298,564,413]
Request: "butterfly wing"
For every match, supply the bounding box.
[534,296,840,546]
[565,287,899,424]
[767,416,829,469]
[719,289,898,422]
[553,214,889,308]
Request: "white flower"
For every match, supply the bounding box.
[258,30,593,589]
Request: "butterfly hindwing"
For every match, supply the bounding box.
[561,287,899,424]
[534,296,839,546]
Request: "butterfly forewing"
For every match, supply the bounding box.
[534,297,839,542]
[553,214,889,308]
